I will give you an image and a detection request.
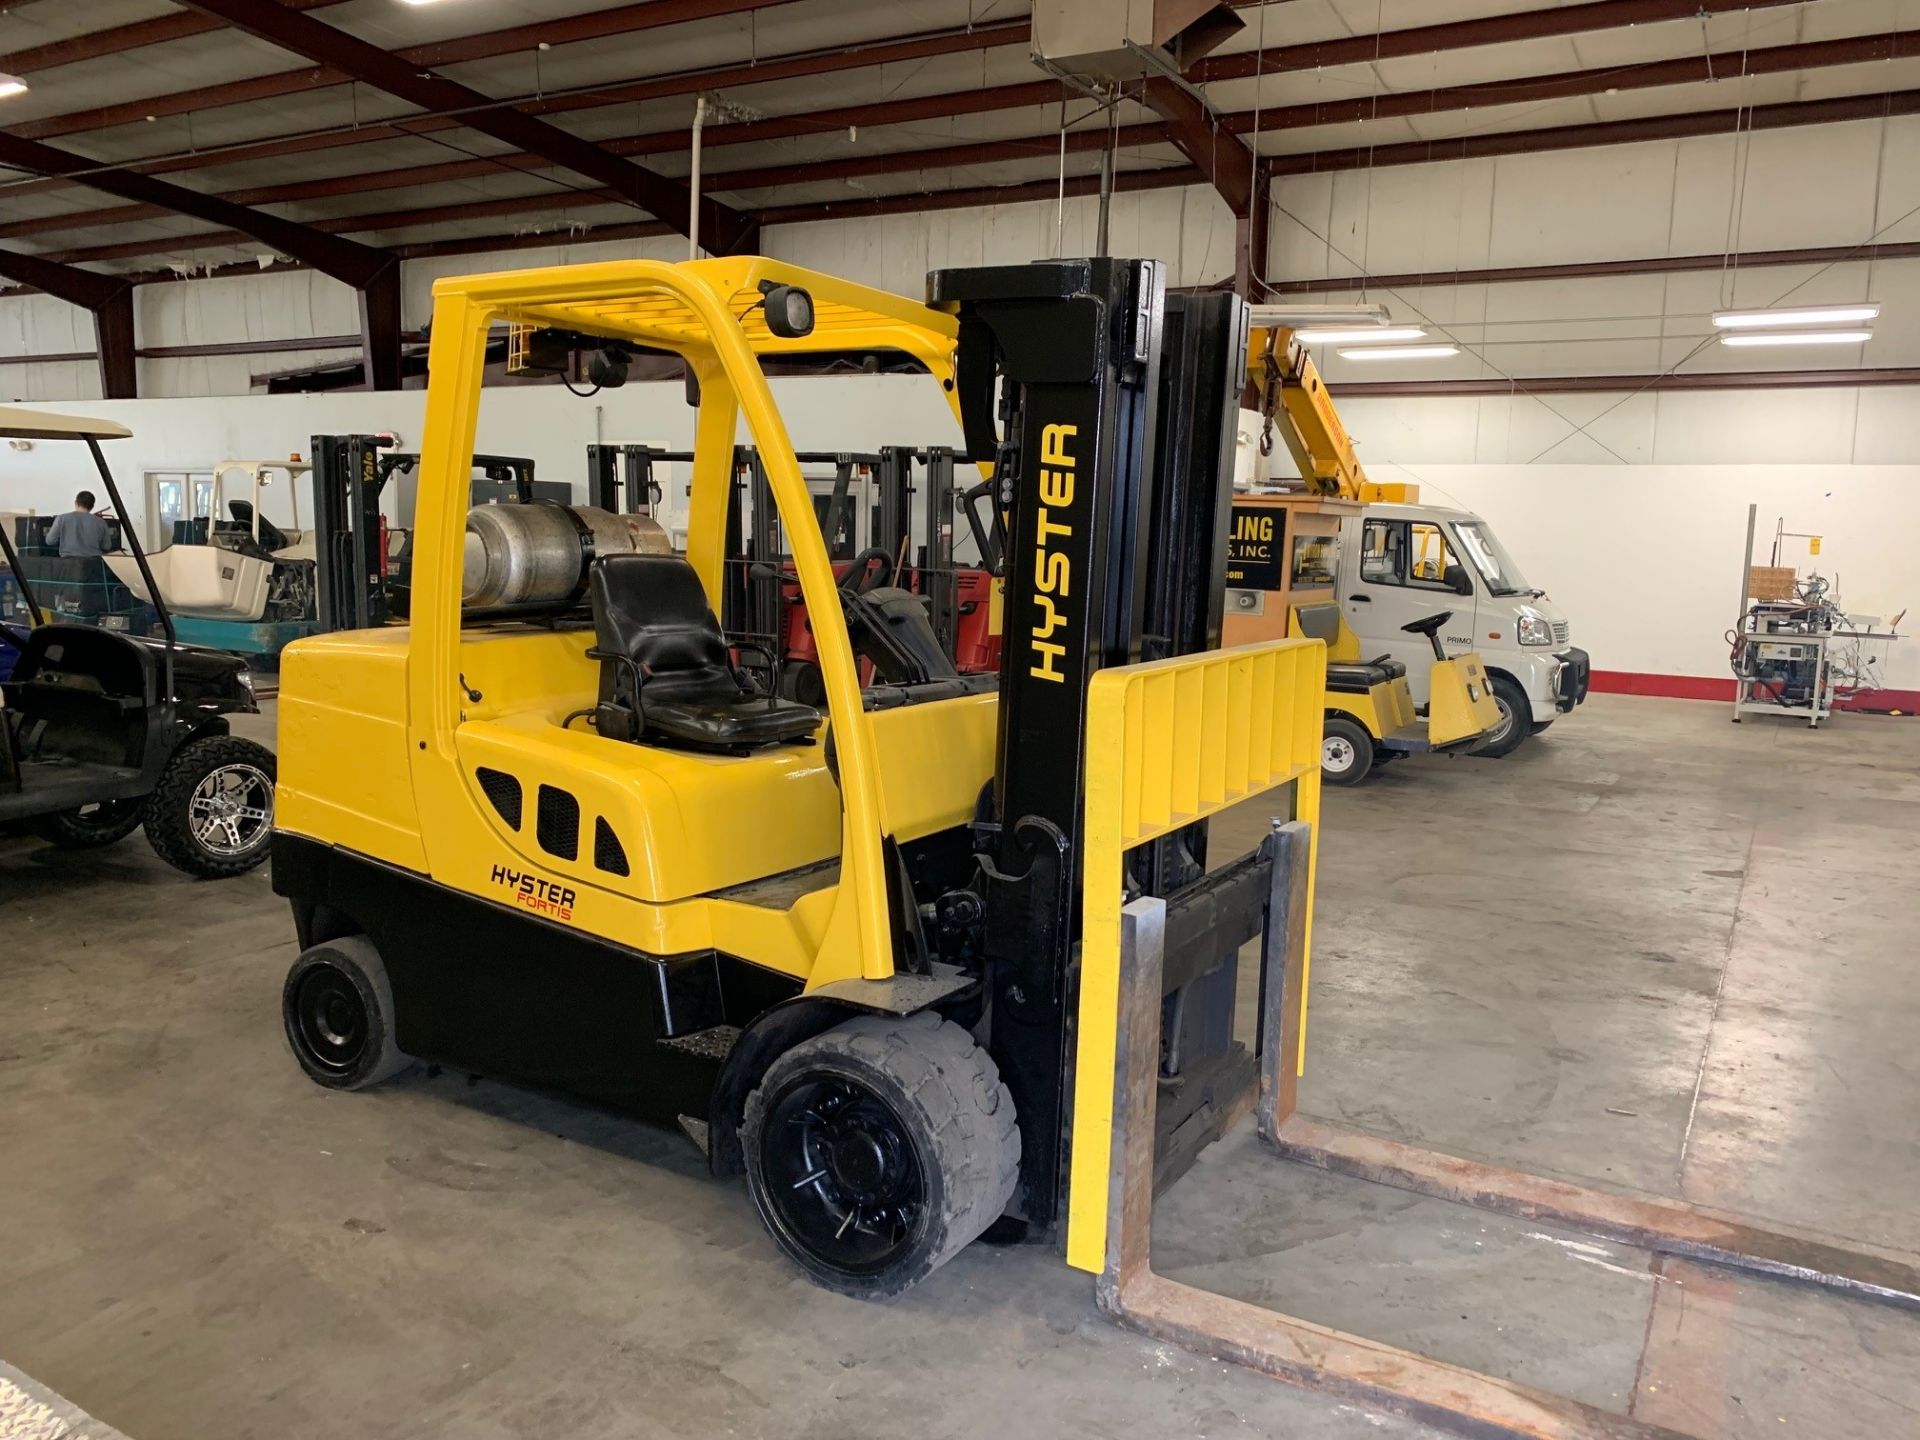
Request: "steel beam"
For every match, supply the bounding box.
[1140,76,1262,297]
[178,0,751,253]
[1142,77,1254,213]
[0,0,344,75]
[22,0,809,144]
[0,244,138,398]
[93,288,137,399]
[1264,88,1920,175]
[1195,0,1805,83]
[1261,239,1920,296]
[0,131,391,288]
[356,264,403,393]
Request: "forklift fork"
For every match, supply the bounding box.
[1085,836,1920,1440]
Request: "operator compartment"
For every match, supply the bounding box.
[281,484,999,909]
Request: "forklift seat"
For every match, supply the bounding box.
[588,553,820,752]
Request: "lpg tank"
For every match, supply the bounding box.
[462,501,671,612]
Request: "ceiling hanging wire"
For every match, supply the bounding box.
[1056,95,1068,257]
[1718,12,1757,307]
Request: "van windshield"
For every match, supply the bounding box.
[1452,520,1532,597]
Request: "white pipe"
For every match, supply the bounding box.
[688,94,708,261]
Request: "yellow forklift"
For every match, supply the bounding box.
[271,256,1324,1296]
[1223,322,1500,783]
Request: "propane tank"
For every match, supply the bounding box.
[462,501,670,611]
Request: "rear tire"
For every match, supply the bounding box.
[743,1011,1019,1299]
[1474,674,1532,759]
[30,798,146,849]
[283,936,412,1091]
[1321,716,1375,785]
[144,735,276,877]
[781,660,826,708]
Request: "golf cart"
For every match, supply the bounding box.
[0,407,276,877]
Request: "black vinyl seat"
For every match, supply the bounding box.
[1326,660,1404,694]
[588,553,820,752]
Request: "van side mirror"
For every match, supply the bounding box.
[1444,564,1472,596]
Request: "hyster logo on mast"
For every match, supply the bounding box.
[1029,422,1077,683]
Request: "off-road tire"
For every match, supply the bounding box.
[1321,715,1375,785]
[30,798,147,849]
[743,1010,1019,1299]
[143,735,276,878]
[282,936,413,1091]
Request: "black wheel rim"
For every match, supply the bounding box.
[758,1072,927,1279]
[291,964,369,1075]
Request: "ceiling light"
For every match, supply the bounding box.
[1248,302,1393,330]
[0,74,28,100]
[1720,330,1872,347]
[1713,303,1879,329]
[1336,344,1461,361]
[1294,326,1427,345]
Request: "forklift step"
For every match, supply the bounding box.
[658,1024,741,1062]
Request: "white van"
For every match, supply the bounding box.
[1340,503,1588,757]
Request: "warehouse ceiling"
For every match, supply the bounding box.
[0,0,1916,282]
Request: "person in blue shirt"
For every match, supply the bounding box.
[44,491,114,558]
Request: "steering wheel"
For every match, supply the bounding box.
[840,546,894,595]
[230,500,290,552]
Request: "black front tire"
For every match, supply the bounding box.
[30,798,147,849]
[283,936,412,1091]
[1474,674,1533,759]
[743,1011,1019,1299]
[144,734,276,878]
[1321,715,1375,785]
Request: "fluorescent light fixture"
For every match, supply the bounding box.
[1336,343,1461,361]
[1713,303,1879,329]
[1249,302,1392,330]
[0,73,28,100]
[1719,330,1872,348]
[1294,326,1428,345]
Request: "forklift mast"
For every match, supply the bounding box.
[930,259,1249,1228]
[310,433,388,632]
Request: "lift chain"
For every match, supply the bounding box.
[1257,326,1281,459]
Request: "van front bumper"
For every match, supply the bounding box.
[1555,647,1591,712]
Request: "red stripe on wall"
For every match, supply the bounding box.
[1589,669,1919,714]
[1589,670,1732,701]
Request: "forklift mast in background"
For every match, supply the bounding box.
[585,443,667,516]
[929,259,1252,1230]
[310,433,389,633]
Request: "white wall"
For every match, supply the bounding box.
[1,374,966,539]
[1358,462,1920,692]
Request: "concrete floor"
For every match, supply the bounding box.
[2,695,1916,1439]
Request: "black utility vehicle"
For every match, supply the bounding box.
[1,407,275,877]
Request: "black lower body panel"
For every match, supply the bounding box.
[271,833,802,1129]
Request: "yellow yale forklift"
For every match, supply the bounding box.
[270,255,1326,1297]
[1223,321,1501,783]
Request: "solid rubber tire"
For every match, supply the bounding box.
[742,1011,1019,1299]
[1321,715,1375,785]
[282,936,412,1091]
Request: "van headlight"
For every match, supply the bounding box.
[1516,610,1554,647]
